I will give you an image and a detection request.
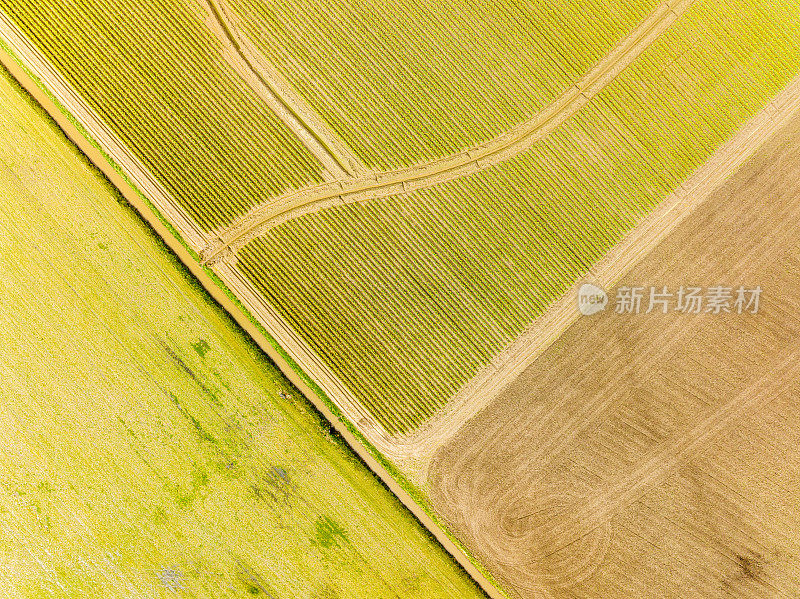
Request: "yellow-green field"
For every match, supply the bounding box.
[4,0,800,597]
[236,0,800,432]
[0,0,325,230]
[228,0,659,167]
[0,69,484,598]
[3,0,800,437]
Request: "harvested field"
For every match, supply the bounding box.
[429,113,800,597]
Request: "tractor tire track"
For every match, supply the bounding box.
[200,0,694,265]
[201,0,367,180]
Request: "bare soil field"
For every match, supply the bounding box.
[429,113,800,598]
[389,73,800,478]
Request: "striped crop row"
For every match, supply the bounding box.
[1,0,325,231]
[228,0,660,169]
[236,0,800,434]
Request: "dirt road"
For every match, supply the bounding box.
[200,0,366,180]
[200,0,694,264]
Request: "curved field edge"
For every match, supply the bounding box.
[387,70,800,479]
[0,39,508,599]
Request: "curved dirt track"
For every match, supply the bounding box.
[201,0,366,179]
[199,0,693,265]
[429,114,800,597]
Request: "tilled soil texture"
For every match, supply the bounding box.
[429,113,800,598]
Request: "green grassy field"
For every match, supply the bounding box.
[236,0,800,432]
[228,0,659,168]
[0,69,485,598]
[0,0,325,231]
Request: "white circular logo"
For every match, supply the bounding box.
[577,283,608,316]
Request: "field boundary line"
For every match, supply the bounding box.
[0,22,509,599]
[199,0,694,265]
[0,11,207,252]
[386,71,800,481]
[213,261,400,442]
[200,0,367,180]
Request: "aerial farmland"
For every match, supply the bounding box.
[0,67,484,598]
[2,0,800,597]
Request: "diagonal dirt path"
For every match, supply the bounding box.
[200,0,367,180]
[0,11,209,251]
[199,0,695,265]
[378,71,800,481]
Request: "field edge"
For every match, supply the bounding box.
[388,69,800,482]
[0,39,507,599]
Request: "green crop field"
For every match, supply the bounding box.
[0,68,484,598]
[4,0,800,596]
[235,0,800,433]
[3,0,798,435]
[0,0,325,231]
[227,0,660,168]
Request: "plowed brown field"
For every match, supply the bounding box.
[430,114,800,598]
